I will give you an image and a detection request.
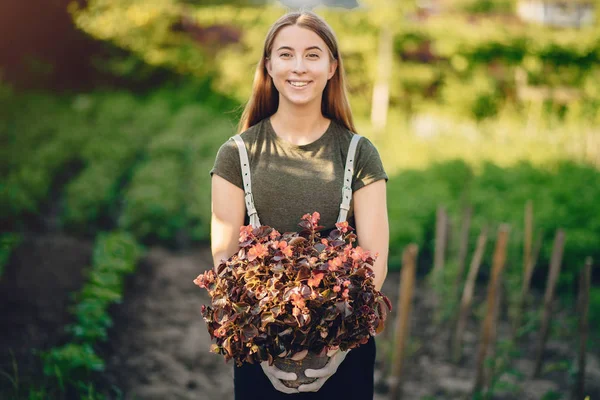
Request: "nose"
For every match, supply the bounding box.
[293,56,307,74]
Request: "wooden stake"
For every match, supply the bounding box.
[473,224,510,393]
[454,205,473,294]
[523,201,533,282]
[523,233,543,302]
[513,232,543,339]
[433,206,448,274]
[447,215,454,264]
[485,278,504,388]
[572,257,592,400]
[389,244,418,400]
[430,206,448,320]
[452,226,488,363]
[533,229,566,377]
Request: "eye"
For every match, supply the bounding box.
[307,53,319,59]
[280,52,292,58]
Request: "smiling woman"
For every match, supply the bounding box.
[265,25,337,120]
[208,10,389,400]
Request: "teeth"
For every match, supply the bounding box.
[289,81,309,87]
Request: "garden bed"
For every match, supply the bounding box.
[0,234,93,397]
[2,240,599,399]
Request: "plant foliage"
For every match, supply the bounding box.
[194,212,392,366]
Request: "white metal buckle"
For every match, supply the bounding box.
[244,192,257,215]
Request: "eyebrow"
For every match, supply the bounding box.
[276,46,323,52]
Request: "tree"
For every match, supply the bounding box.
[362,0,416,132]
[68,0,271,79]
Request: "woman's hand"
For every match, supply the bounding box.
[260,361,299,394]
[297,348,350,392]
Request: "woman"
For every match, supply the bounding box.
[209,10,389,399]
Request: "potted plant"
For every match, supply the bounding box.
[194,212,391,388]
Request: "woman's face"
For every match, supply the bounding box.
[266,25,338,109]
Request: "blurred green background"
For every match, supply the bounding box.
[1,0,599,398]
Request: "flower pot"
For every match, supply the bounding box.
[273,352,330,388]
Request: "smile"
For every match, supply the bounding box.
[287,80,312,88]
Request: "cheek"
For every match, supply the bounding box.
[270,61,289,75]
[317,62,333,77]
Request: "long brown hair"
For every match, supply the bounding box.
[237,11,356,133]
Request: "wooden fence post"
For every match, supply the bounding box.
[452,226,488,363]
[453,205,473,295]
[430,206,448,318]
[523,201,533,282]
[484,278,504,388]
[533,229,566,377]
[389,244,418,400]
[513,232,543,339]
[433,206,448,275]
[572,257,592,400]
[473,224,510,393]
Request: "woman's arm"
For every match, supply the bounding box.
[353,179,389,291]
[211,174,246,270]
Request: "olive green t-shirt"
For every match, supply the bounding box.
[209,117,388,234]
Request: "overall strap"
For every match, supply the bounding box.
[337,134,362,223]
[231,135,261,228]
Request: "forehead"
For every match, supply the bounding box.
[272,25,328,51]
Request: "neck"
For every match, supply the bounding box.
[270,99,330,145]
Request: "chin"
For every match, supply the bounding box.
[282,94,320,107]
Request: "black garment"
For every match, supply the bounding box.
[233,336,376,400]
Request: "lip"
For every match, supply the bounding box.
[287,80,313,89]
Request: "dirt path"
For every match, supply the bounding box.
[99,247,234,400]
[99,245,600,400]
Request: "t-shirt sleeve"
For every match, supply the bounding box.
[209,138,244,190]
[352,137,388,192]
